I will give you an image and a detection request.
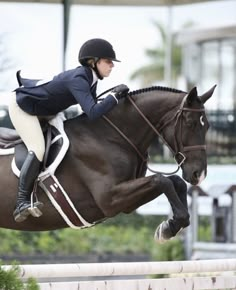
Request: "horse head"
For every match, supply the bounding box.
[162,85,216,185]
[110,85,216,186]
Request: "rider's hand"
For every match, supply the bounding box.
[111,84,129,100]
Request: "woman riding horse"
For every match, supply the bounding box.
[8,38,129,223]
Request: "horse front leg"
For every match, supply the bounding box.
[168,175,188,210]
[92,173,189,242]
[154,175,190,243]
[93,174,163,216]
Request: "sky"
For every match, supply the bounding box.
[0,0,236,96]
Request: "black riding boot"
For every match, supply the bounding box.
[13,151,43,222]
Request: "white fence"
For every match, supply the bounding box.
[4,259,236,290]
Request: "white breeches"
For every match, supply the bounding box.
[8,92,45,162]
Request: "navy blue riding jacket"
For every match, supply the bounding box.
[14,66,117,120]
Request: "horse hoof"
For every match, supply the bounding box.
[154,221,173,243]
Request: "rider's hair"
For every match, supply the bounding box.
[84,58,96,68]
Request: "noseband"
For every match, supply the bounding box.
[102,93,207,175]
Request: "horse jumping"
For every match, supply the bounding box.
[0,85,216,242]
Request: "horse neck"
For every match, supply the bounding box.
[65,89,185,157]
[117,90,185,153]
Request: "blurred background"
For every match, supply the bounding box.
[0,0,236,265]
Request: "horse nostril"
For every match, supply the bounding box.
[193,171,199,179]
[193,169,206,185]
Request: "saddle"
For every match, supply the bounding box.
[0,112,69,175]
[0,124,62,171]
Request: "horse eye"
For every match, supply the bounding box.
[200,115,205,126]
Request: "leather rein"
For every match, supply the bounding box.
[99,90,206,175]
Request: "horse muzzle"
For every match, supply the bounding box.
[182,166,206,186]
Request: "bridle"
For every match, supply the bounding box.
[100,90,207,175]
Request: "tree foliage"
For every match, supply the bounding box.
[130,20,193,87]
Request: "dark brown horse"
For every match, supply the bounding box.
[0,85,215,242]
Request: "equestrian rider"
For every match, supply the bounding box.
[9,38,129,223]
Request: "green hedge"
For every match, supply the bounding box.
[0,263,39,290]
[0,213,185,261]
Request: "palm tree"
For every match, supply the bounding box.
[129,20,182,87]
[0,33,15,91]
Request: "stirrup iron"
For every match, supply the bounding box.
[28,191,43,218]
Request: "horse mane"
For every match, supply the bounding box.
[128,86,186,96]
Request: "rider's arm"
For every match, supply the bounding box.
[69,76,118,120]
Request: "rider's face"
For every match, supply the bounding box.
[96,58,114,78]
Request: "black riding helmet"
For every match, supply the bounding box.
[78,38,121,65]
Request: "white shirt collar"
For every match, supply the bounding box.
[91,69,98,87]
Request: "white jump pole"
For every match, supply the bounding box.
[38,276,236,290]
[4,259,236,279]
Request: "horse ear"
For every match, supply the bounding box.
[199,85,217,103]
[186,87,198,105]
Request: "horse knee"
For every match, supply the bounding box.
[152,174,174,193]
[168,175,187,193]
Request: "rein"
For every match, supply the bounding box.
[99,89,206,176]
[126,96,183,175]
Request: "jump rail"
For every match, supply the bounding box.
[4,258,236,290]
